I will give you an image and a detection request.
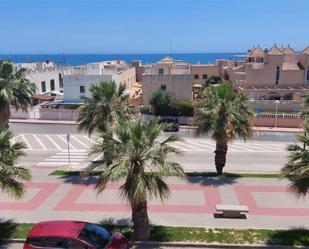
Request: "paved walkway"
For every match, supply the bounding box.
[0,170,308,230]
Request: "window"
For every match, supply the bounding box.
[158,68,164,75]
[50,79,55,90]
[27,237,70,248]
[194,74,199,79]
[68,239,87,249]
[41,81,46,93]
[203,74,208,79]
[307,66,309,81]
[160,84,167,91]
[78,224,111,249]
[275,66,280,84]
[80,85,86,94]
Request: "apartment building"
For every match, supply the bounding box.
[226,45,309,101]
[141,56,192,104]
[63,60,136,103]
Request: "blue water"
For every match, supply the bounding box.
[0,53,242,66]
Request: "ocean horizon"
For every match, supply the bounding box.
[0,52,244,66]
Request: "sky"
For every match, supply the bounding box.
[0,0,308,54]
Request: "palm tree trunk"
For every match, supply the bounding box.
[0,104,10,128]
[214,139,228,175]
[131,199,151,240]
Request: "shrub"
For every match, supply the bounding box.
[170,99,194,117]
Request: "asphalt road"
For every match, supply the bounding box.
[10,123,292,173]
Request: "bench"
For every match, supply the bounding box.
[215,204,249,218]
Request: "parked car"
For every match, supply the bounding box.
[159,116,179,132]
[23,221,128,249]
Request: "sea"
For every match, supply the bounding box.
[0,53,243,66]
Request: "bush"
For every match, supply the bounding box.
[140,106,151,114]
[170,100,194,117]
[149,90,172,116]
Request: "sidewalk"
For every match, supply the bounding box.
[0,170,308,230]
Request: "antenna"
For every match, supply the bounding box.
[169,38,173,56]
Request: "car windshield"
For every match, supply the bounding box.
[78,224,111,249]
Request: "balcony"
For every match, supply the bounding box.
[252,63,264,70]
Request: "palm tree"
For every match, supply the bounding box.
[85,118,184,240]
[0,60,35,127]
[77,81,133,136]
[0,125,31,198]
[281,117,309,197]
[194,82,252,174]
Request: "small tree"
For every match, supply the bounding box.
[86,119,184,240]
[194,82,252,174]
[149,89,172,116]
[203,75,223,88]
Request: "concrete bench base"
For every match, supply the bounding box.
[216,204,249,218]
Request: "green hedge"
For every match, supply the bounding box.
[170,100,194,117]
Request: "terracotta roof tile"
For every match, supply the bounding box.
[268,45,284,55]
[301,46,309,55]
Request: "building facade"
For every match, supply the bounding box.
[62,60,136,102]
[141,57,192,104]
[225,45,309,101]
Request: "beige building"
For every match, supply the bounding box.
[226,45,309,101]
[141,57,192,104]
[191,63,220,86]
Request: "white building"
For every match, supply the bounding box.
[16,61,63,94]
[63,60,136,102]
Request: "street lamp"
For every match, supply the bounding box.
[274,100,280,128]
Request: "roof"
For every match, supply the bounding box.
[159,56,174,63]
[267,45,284,55]
[250,47,264,56]
[282,46,296,55]
[300,46,309,55]
[27,221,86,239]
[282,62,300,71]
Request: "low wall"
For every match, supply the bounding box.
[38,108,78,120]
[252,116,303,128]
[248,100,303,112]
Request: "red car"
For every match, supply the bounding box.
[23,221,128,249]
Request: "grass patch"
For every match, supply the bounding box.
[50,170,280,178]
[1,222,308,246]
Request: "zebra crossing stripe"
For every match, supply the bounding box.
[33,134,47,150]
[71,136,90,149]
[46,135,62,150]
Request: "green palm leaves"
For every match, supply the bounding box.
[0,60,34,126]
[77,81,134,135]
[194,82,252,174]
[87,118,184,240]
[0,125,31,198]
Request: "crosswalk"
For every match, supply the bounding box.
[12,133,288,153]
[36,150,89,168]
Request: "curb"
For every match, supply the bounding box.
[2,239,307,249]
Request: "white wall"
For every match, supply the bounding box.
[63,75,115,102]
[27,70,62,93]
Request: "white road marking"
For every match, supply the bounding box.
[58,135,78,150]
[33,134,47,150]
[46,135,62,150]
[20,134,32,149]
[71,136,90,149]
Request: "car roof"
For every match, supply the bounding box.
[28,221,86,239]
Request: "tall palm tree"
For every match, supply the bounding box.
[281,116,309,197]
[0,60,35,127]
[0,125,31,198]
[194,82,252,174]
[77,81,133,136]
[85,118,184,240]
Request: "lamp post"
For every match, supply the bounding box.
[66,134,72,171]
[274,100,280,128]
